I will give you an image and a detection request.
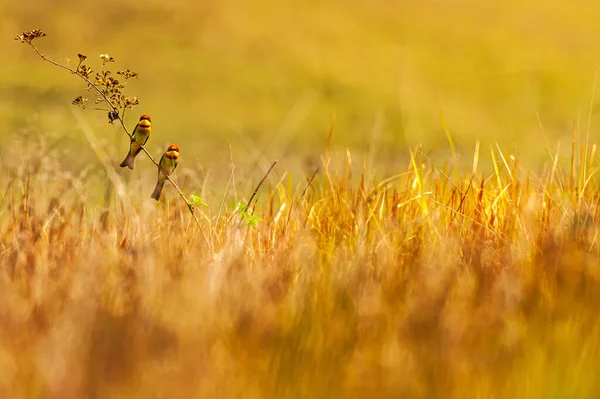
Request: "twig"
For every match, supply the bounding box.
[225,160,278,229]
[244,160,278,214]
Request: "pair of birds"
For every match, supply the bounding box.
[119,114,179,201]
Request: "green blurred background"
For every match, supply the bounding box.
[3,0,600,180]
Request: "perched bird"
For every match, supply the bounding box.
[150,144,180,201]
[119,114,152,169]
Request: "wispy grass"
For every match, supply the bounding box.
[1,128,600,398]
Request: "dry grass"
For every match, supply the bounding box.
[2,129,600,398]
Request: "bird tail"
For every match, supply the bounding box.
[150,180,165,201]
[119,152,135,170]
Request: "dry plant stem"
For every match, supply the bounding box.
[282,168,319,233]
[26,41,212,251]
[225,160,278,229]
[236,160,278,229]
[216,166,236,242]
[244,160,278,211]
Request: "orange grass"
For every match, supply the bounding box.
[1,134,600,398]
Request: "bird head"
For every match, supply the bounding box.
[138,114,152,129]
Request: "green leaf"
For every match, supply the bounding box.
[245,214,263,227]
[236,202,248,214]
[236,202,262,227]
[191,194,207,207]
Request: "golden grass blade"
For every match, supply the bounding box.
[410,149,429,216]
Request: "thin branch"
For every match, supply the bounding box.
[225,160,278,228]
[244,160,278,213]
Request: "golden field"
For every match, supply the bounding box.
[3,1,600,398]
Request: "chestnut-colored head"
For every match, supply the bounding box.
[164,144,180,160]
[139,114,152,122]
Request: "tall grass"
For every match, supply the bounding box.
[1,128,600,398]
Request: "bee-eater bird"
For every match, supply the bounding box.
[150,144,180,201]
[120,114,152,170]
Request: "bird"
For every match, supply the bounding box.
[150,144,180,201]
[119,114,152,169]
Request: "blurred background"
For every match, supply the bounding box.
[3,0,600,184]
